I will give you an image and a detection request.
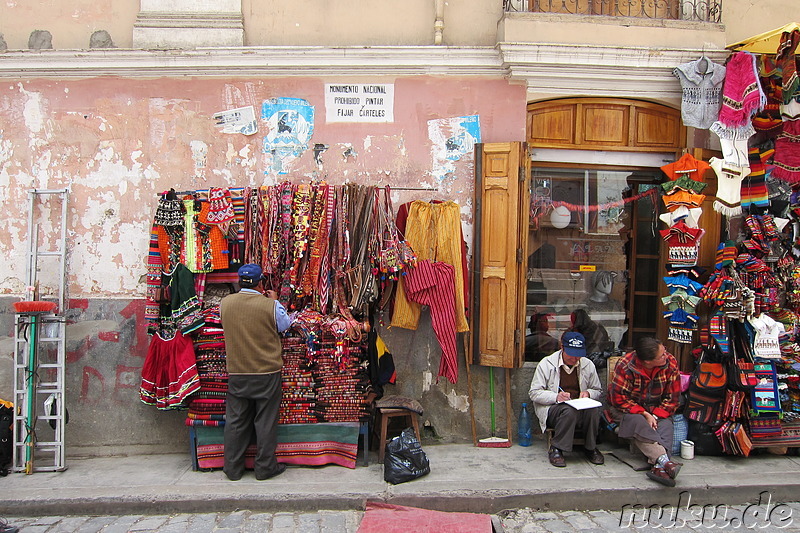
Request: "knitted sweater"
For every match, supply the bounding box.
[221,292,283,375]
[673,56,726,129]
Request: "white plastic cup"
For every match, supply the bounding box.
[680,440,695,460]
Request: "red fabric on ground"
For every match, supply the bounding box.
[356,502,491,533]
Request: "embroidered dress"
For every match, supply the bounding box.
[672,56,726,129]
[140,330,201,410]
[168,263,205,334]
[709,157,751,216]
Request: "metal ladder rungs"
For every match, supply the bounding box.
[12,187,69,474]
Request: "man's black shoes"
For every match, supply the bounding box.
[548,446,566,467]
[256,463,287,481]
[584,448,605,465]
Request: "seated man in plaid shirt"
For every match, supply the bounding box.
[608,337,683,487]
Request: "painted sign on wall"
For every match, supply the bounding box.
[324,83,394,123]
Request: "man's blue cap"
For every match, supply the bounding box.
[561,331,586,358]
[238,263,264,285]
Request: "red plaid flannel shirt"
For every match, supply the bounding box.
[608,350,681,419]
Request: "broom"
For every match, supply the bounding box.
[13,297,57,474]
[477,367,511,448]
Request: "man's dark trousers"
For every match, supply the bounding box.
[545,403,601,451]
[224,372,282,480]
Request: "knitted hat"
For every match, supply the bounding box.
[154,196,185,228]
[206,187,235,224]
[718,51,766,128]
[710,157,750,216]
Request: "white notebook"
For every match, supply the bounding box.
[565,397,602,410]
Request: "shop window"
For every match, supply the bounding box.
[525,167,661,362]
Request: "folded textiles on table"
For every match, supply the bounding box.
[194,422,360,469]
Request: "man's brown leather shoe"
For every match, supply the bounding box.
[548,446,566,467]
[584,448,604,465]
[646,466,676,487]
[663,460,682,479]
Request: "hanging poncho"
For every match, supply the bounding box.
[718,51,766,128]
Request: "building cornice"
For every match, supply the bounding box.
[0,46,504,79]
[0,43,730,102]
[498,42,729,100]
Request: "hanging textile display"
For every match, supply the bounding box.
[672,56,727,130]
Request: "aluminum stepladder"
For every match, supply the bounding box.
[12,188,69,473]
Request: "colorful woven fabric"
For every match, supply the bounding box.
[194,422,360,469]
[773,119,800,184]
[741,147,770,209]
[718,51,766,128]
[776,29,800,104]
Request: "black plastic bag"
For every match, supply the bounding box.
[383,427,430,484]
[687,419,724,456]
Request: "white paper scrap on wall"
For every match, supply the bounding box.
[213,105,258,135]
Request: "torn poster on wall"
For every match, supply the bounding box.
[213,106,258,135]
[428,115,481,181]
[262,98,315,175]
[325,83,394,123]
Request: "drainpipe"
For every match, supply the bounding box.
[434,0,444,45]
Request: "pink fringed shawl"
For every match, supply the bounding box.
[718,52,766,128]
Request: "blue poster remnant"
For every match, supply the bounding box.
[428,115,481,181]
[262,97,315,175]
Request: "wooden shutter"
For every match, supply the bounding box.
[471,142,529,368]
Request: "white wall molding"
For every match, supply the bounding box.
[498,42,729,101]
[0,43,730,100]
[133,0,244,48]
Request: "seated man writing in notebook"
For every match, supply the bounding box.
[529,331,604,467]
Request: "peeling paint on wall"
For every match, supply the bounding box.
[428,115,481,183]
[445,388,470,412]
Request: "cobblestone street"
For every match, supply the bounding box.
[6,502,800,533]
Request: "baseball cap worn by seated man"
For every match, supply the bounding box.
[561,331,587,358]
[238,263,264,285]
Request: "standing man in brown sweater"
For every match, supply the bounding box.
[220,263,291,481]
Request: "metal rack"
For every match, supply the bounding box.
[12,188,69,473]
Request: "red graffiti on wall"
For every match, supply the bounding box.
[120,299,148,359]
[81,366,104,401]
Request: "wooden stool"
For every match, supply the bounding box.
[377,408,421,463]
[545,427,585,449]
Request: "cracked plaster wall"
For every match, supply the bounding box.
[0,76,525,449]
